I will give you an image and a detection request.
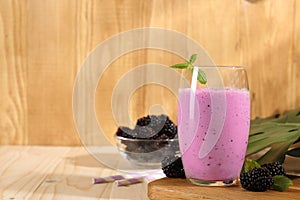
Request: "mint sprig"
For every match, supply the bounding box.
[170,54,207,84]
[271,175,293,192]
[242,158,261,173]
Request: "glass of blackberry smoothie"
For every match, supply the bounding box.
[177,66,250,186]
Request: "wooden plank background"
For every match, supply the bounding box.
[0,0,299,145]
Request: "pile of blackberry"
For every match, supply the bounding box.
[115,114,179,163]
[116,114,177,140]
[240,161,286,192]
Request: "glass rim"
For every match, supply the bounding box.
[114,135,178,142]
[194,65,247,69]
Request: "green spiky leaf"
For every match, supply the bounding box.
[271,175,293,192]
[247,109,300,164]
[256,142,290,164]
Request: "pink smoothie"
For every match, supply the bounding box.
[178,87,250,181]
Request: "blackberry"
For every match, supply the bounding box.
[134,114,177,140]
[161,122,177,138]
[261,162,286,177]
[162,156,185,178]
[116,127,135,139]
[153,115,177,139]
[240,168,274,192]
[133,126,156,139]
[136,115,151,126]
[148,115,166,133]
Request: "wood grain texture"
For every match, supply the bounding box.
[294,0,300,106]
[148,177,300,200]
[0,0,299,145]
[26,0,82,145]
[0,146,149,200]
[0,146,70,199]
[0,0,28,144]
[239,0,296,118]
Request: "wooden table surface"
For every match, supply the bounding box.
[0,146,149,200]
[148,177,300,200]
[1,146,299,200]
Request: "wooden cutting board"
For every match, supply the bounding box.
[148,177,300,200]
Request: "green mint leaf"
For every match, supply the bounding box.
[187,63,194,71]
[169,54,207,85]
[197,70,207,84]
[169,63,189,69]
[271,175,293,192]
[242,158,261,173]
[189,54,197,64]
[189,66,207,84]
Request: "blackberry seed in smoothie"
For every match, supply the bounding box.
[178,87,250,185]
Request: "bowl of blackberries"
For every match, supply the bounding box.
[114,114,180,168]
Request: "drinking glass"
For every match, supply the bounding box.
[178,66,250,186]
